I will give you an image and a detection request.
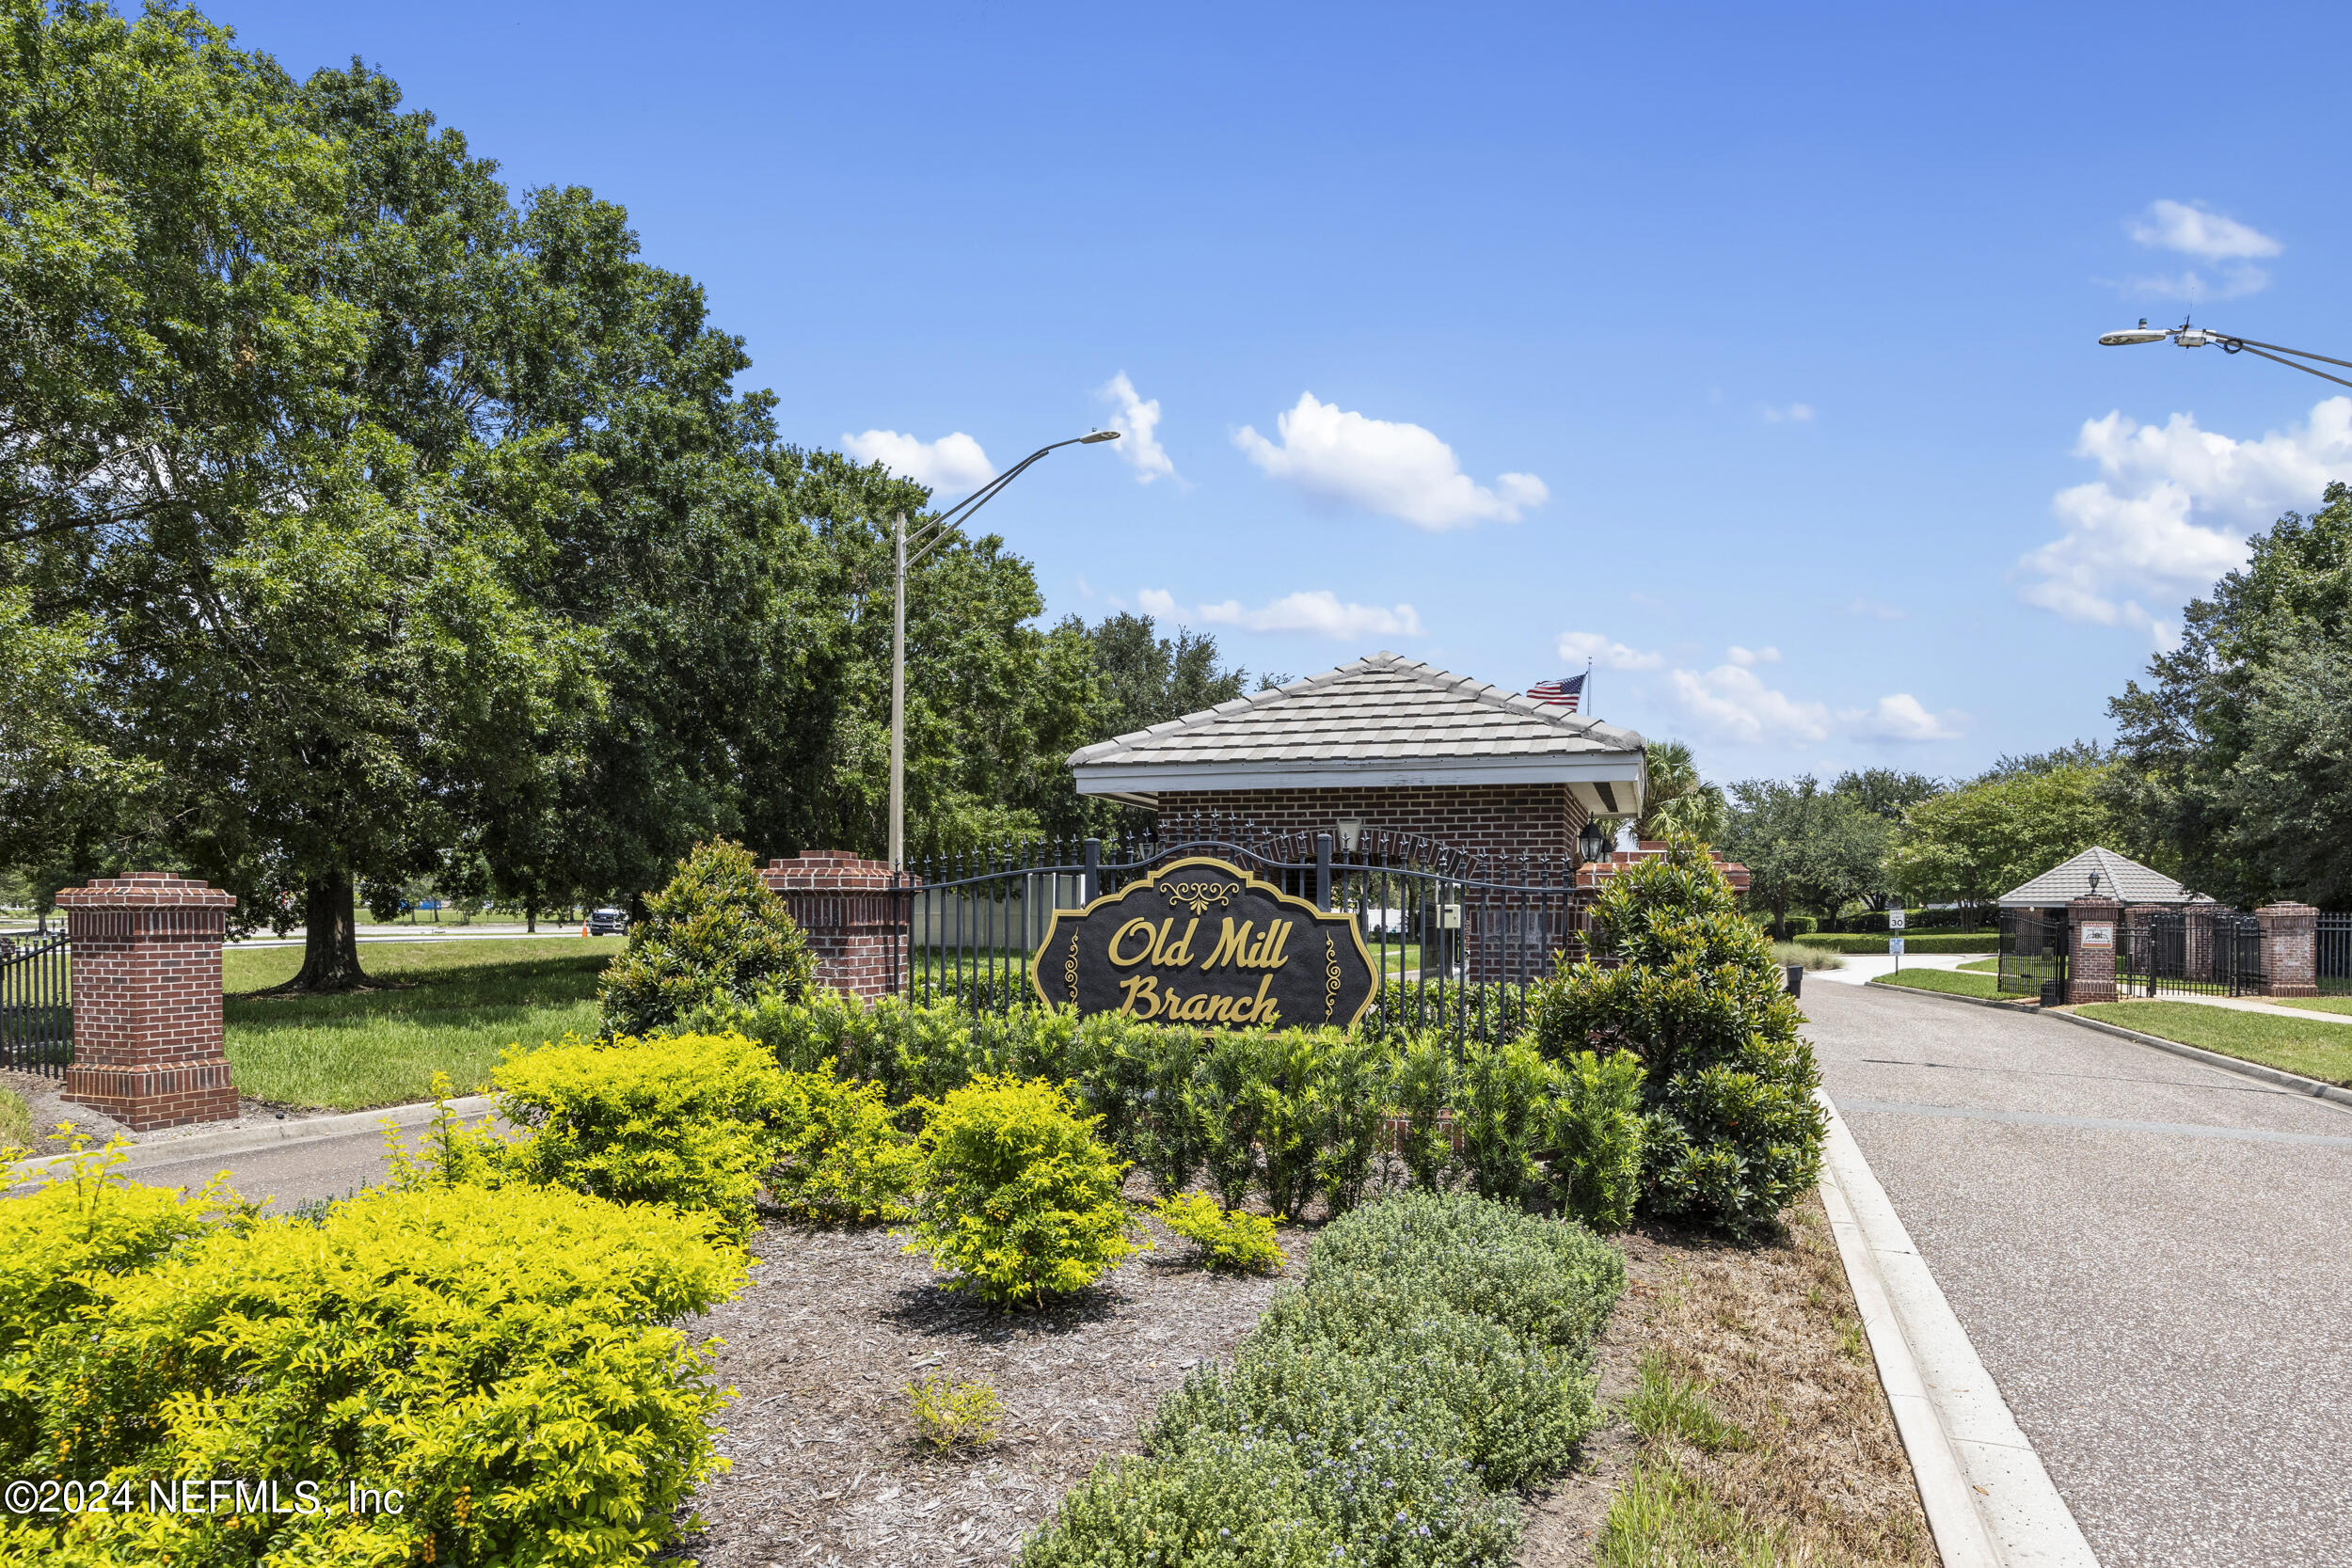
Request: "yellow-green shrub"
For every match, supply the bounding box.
[5,1181,748,1566]
[770,1065,922,1223]
[488,1030,792,1239]
[1152,1193,1285,1274]
[906,1075,1144,1307]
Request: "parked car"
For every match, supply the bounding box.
[587,907,629,936]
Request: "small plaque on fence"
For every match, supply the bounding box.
[1029,855,1378,1029]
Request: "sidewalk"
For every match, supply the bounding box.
[1815,950,1994,987]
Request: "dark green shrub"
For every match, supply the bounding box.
[1316,1029,1396,1215]
[1455,1036,1553,1204]
[1019,1434,1340,1567]
[1194,1029,1273,1212]
[598,839,817,1037]
[1391,1031,1457,1193]
[1529,833,1825,1235]
[5,1181,745,1565]
[908,1075,1143,1307]
[1547,1050,1645,1233]
[1133,1022,1212,1198]
[1257,1028,1326,1219]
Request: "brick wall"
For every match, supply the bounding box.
[56,873,241,1131]
[759,851,908,1000]
[1157,782,1590,869]
[2258,902,2320,998]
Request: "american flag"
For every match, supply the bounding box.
[1526,673,1585,710]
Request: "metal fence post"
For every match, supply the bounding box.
[1316,833,1333,911]
[1082,837,1100,905]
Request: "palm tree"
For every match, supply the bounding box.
[1636,739,1728,845]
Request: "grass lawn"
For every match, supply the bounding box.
[2073,1000,2352,1087]
[223,938,624,1111]
[1867,967,2016,1001]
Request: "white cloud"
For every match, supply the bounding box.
[1759,403,1815,424]
[1668,663,1833,745]
[840,429,995,501]
[1556,630,1663,671]
[1844,597,1905,621]
[2120,199,2280,300]
[1845,693,1963,744]
[1234,392,1547,530]
[2018,397,2352,632]
[1725,644,1780,667]
[2130,199,2280,262]
[1668,661,1961,748]
[1096,373,1176,484]
[1139,587,1423,641]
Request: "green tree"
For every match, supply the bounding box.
[1720,777,1889,933]
[1885,765,2118,914]
[596,839,817,1037]
[2108,483,2352,908]
[1633,739,1728,844]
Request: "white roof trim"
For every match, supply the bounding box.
[1074,752,1648,795]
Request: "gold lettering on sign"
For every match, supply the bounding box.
[1108,919,1156,968]
[1115,972,1279,1025]
[1153,917,1200,968]
[1202,918,1294,971]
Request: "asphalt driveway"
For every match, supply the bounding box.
[1806,982,2352,1568]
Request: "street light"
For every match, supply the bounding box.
[888,430,1121,869]
[2096,317,2352,391]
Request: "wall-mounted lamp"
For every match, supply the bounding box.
[1335,819,1363,853]
[1577,818,1613,866]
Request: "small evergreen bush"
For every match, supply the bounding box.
[1547,1051,1645,1233]
[771,1065,923,1223]
[1153,1193,1286,1274]
[1530,832,1825,1234]
[597,838,817,1037]
[905,1371,1005,1450]
[1455,1036,1553,1204]
[2,1181,746,1564]
[907,1075,1145,1307]
[485,1030,793,1240]
[1391,1030,1458,1193]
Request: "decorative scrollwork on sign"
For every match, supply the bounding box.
[1324,934,1342,1023]
[1159,879,1238,915]
[1066,933,1080,1005]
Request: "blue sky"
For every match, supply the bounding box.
[219,0,2352,785]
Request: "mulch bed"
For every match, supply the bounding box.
[673,1198,1309,1568]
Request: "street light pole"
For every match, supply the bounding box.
[888,430,1120,870]
[2096,317,2352,391]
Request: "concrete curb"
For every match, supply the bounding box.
[1815,1089,2100,1568]
[1864,975,2352,1114]
[6,1096,496,1183]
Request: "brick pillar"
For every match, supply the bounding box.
[2257,902,2321,998]
[2066,895,2121,1005]
[55,873,240,1131]
[759,852,908,1000]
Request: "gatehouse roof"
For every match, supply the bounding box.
[1997,846,2214,909]
[1067,651,1648,815]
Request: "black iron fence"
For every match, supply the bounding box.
[0,929,71,1077]
[2120,910,2265,998]
[1996,910,2069,1001]
[896,815,1596,1052]
[2320,912,2352,998]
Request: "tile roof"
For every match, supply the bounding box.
[1998,846,2214,908]
[1069,652,1646,770]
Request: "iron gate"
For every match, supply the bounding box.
[0,929,71,1077]
[2120,910,2266,998]
[2318,912,2352,998]
[1996,910,2069,1001]
[895,815,1597,1051]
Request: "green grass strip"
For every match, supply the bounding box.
[1868,967,2012,1001]
[223,938,623,1110]
[2074,1001,2352,1087]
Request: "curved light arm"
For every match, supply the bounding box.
[2098,320,2352,392]
[904,432,1118,567]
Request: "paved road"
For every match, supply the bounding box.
[1806,982,2352,1568]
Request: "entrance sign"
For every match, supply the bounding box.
[1030,856,1379,1029]
[2080,924,2113,948]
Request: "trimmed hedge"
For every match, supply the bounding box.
[1792,931,1997,954]
[1025,1191,1622,1566]
[0,1154,747,1567]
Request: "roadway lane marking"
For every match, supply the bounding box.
[1836,1095,2352,1150]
